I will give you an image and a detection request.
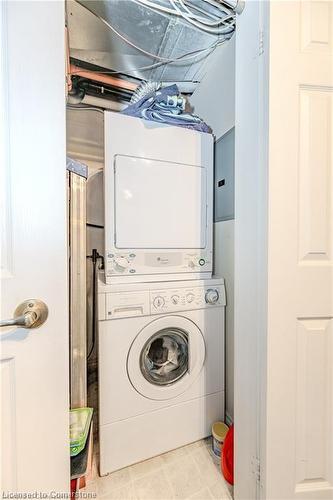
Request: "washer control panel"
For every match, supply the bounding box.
[150,285,223,314]
[99,280,225,320]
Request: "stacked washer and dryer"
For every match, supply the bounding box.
[98,112,226,475]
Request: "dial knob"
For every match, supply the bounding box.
[114,257,129,272]
[186,293,195,303]
[188,258,205,268]
[171,295,180,305]
[205,289,219,304]
[153,296,165,309]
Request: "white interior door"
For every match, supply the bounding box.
[264,1,333,498]
[0,1,69,494]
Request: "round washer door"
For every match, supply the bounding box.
[127,316,205,401]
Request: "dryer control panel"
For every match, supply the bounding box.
[150,285,224,314]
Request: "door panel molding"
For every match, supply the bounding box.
[300,0,333,53]
[298,87,332,262]
[295,318,333,491]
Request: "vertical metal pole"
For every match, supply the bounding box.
[68,168,87,408]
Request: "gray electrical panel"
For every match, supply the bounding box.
[214,127,235,222]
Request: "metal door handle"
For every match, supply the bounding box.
[0,299,48,329]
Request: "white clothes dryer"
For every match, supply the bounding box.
[98,278,225,475]
[103,112,214,283]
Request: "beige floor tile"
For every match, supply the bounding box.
[160,446,188,465]
[190,447,222,487]
[99,484,136,500]
[132,468,174,500]
[183,440,206,454]
[88,440,231,500]
[189,487,213,500]
[97,467,131,497]
[129,455,164,481]
[208,480,232,500]
[165,455,204,499]
[202,438,212,450]
[225,483,233,499]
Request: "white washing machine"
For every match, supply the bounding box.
[98,277,225,475]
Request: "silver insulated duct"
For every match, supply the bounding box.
[67,0,242,90]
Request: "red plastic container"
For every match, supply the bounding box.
[221,424,234,485]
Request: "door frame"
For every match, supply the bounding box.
[234,1,269,498]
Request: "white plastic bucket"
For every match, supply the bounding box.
[212,421,229,460]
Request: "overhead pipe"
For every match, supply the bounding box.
[69,64,138,92]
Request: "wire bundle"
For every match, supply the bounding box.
[134,0,235,36]
[74,0,238,76]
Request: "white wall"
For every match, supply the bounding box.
[190,37,235,421]
[191,37,235,138]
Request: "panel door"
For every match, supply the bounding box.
[264,1,333,498]
[0,1,69,494]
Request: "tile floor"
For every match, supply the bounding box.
[84,438,232,500]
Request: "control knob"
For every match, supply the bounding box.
[114,257,130,272]
[153,296,165,308]
[205,289,219,304]
[188,258,206,268]
[171,295,180,305]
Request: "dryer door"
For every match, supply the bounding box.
[127,316,205,400]
[114,155,207,249]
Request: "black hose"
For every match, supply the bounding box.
[87,249,103,360]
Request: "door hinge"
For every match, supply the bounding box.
[259,30,264,56]
[252,457,260,484]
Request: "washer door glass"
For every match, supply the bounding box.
[140,328,188,386]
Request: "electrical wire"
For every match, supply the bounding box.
[173,0,234,28]
[67,39,224,107]
[175,0,229,27]
[75,0,233,64]
[134,0,235,32]
[70,39,224,77]
[198,0,235,15]
[182,0,226,22]
[75,0,220,63]
[169,0,234,34]
[134,0,233,21]
[180,0,235,27]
